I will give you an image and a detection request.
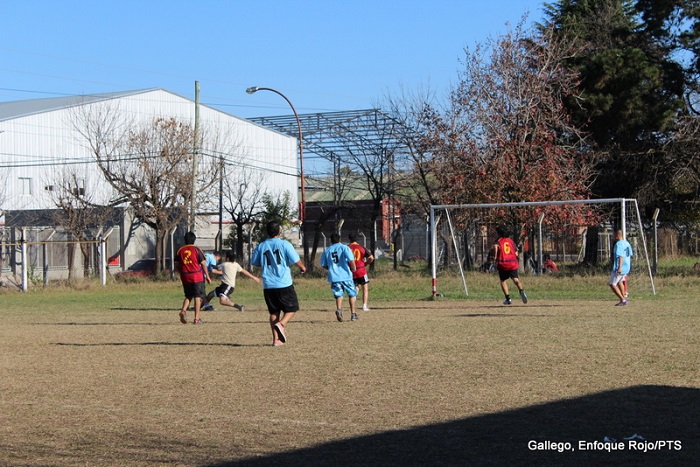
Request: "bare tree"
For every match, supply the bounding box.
[382,83,443,219]
[305,166,356,271]
[653,115,700,224]
[74,104,219,273]
[221,163,267,261]
[333,111,413,265]
[47,166,117,279]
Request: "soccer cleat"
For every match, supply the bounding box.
[503,299,512,305]
[179,311,188,324]
[234,304,245,312]
[335,309,344,322]
[274,323,287,343]
[202,304,215,311]
[351,312,359,321]
[193,318,204,324]
[615,300,628,307]
[362,304,370,312]
[519,289,528,304]
[273,339,284,346]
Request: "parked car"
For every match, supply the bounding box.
[114,259,173,279]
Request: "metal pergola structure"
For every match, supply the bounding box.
[249,109,418,266]
[248,109,412,172]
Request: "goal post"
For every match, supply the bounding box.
[429,198,656,298]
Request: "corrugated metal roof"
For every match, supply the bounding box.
[0,89,160,122]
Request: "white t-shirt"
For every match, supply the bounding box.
[220,261,243,287]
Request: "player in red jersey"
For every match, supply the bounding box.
[176,231,211,324]
[491,226,527,305]
[348,233,374,311]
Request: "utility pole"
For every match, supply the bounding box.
[189,81,200,231]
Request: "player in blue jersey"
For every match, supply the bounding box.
[251,220,306,346]
[609,229,633,306]
[321,233,358,322]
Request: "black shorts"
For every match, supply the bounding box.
[215,283,234,298]
[498,269,519,281]
[353,274,370,286]
[263,285,300,314]
[183,282,206,299]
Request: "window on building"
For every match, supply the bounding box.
[18,177,33,195]
[72,178,85,197]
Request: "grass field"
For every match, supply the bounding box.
[1,265,699,466]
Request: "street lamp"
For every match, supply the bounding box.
[246,86,308,266]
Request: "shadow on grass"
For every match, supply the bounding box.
[208,385,698,466]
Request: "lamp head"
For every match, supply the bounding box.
[246,86,260,94]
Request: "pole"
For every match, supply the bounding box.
[190,81,200,231]
[218,156,224,251]
[245,86,308,267]
[652,208,660,276]
[537,213,545,275]
[21,228,28,292]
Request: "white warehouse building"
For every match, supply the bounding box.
[0,89,298,281]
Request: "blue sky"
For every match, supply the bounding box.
[0,0,545,118]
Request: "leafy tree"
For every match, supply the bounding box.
[543,0,689,204]
[254,191,296,244]
[421,19,596,241]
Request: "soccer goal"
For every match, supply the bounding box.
[429,198,655,298]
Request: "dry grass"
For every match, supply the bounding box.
[0,276,698,466]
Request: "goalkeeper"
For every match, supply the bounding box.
[492,226,528,305]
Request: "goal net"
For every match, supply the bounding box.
[429,198,655,298]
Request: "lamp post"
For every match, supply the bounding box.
[246,86,308,267]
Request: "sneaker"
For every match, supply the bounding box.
[273,339,284,346]
[202,304,215,311]
[274,323,287,343]
[351,312,359,321]
[193,318,204,324]
[615,300,628,307]
[234,304,245,312]
[362,304,370,312]
[179,311,187,324]
[503,299,512,305]
[335,309,343,322]
[519,289,528,304]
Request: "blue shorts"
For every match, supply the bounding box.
[331,280,358,298]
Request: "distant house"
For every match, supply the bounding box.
[0,89,297,280]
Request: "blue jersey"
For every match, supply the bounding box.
[321,243,354,283]
[613,239,633,275]
[204,253,218,272]
[251,237,300,289]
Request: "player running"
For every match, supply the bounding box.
[348,232,374,311]
[492,226,527,305]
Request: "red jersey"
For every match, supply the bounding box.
[495,237,519,271]
[176,244,206,284]
[349,242,371,279]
